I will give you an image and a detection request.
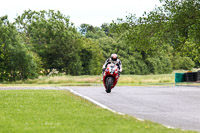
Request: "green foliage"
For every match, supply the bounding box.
[1,0,199,82]
[178,41,200,67]
[146,55,172,74]
[122,53,148,75]
[0,16,41,81]
[15,10,83,75]
[79,24,107,39]
[159,0,200,47]
[101,23,111,36]
[14,10,106,76]
[98,36,118,58]
[80,38,104,75]
[172,55,195,70]
[112,0,200,70]
[86,30,106,39]
[79,23,95,35]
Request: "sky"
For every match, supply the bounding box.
[0,0,162,27]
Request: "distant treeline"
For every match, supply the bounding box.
[0,0,199,81]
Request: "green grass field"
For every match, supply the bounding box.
[0,90,198,133]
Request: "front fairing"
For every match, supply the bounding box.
[105,64,118,75]
[103,64,119,89]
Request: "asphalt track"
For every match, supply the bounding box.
[68,86,200,132]
[1,85,200,131]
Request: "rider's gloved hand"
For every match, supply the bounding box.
[118,71,121,77]
[102,68,106,73]
[102,68,106,81]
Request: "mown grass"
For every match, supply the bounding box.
[0,90,197,133]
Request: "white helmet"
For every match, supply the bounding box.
[111,54,117,61]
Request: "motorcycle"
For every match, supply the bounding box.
[103,63,119,93]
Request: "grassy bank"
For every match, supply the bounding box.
[0,74,174,85]
[0,90,197,133]
[0,74,174,86]
[0,69,200,86]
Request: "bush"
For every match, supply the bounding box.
[172,55,195,70]
[121,52,149,75]
[181,57,195,70]
[146,55,173,74]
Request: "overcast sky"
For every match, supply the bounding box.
[0,0,162,27]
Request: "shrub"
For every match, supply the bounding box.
[121,52,149,75]
[172,55,195,70]
[146,55,173,74]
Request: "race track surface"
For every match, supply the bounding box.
[68,86,200,132]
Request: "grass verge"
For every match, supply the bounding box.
[0,90,198,133]
[1,73,200,86]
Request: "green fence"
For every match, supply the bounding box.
[175,73,185,83]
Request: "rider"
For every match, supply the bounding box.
[102,53,122,77]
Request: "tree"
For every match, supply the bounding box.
[15,10,83,75]
[101,23,111,36]
[79,24,95,35]
[79,23,107,39]
[112,0,200,70]
[80,38,104,75]
[0,16,41,81]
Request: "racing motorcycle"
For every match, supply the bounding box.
[103,63,119,93]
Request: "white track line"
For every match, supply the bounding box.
[67,88,148,122]
[67,88,180,130]
[164,125,175,129]
[69,88,125,115]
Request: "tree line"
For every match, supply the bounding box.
[0,0,199,81]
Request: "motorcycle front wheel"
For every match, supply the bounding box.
[106,77,113,93]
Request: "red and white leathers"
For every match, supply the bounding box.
[102,58,122,74]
